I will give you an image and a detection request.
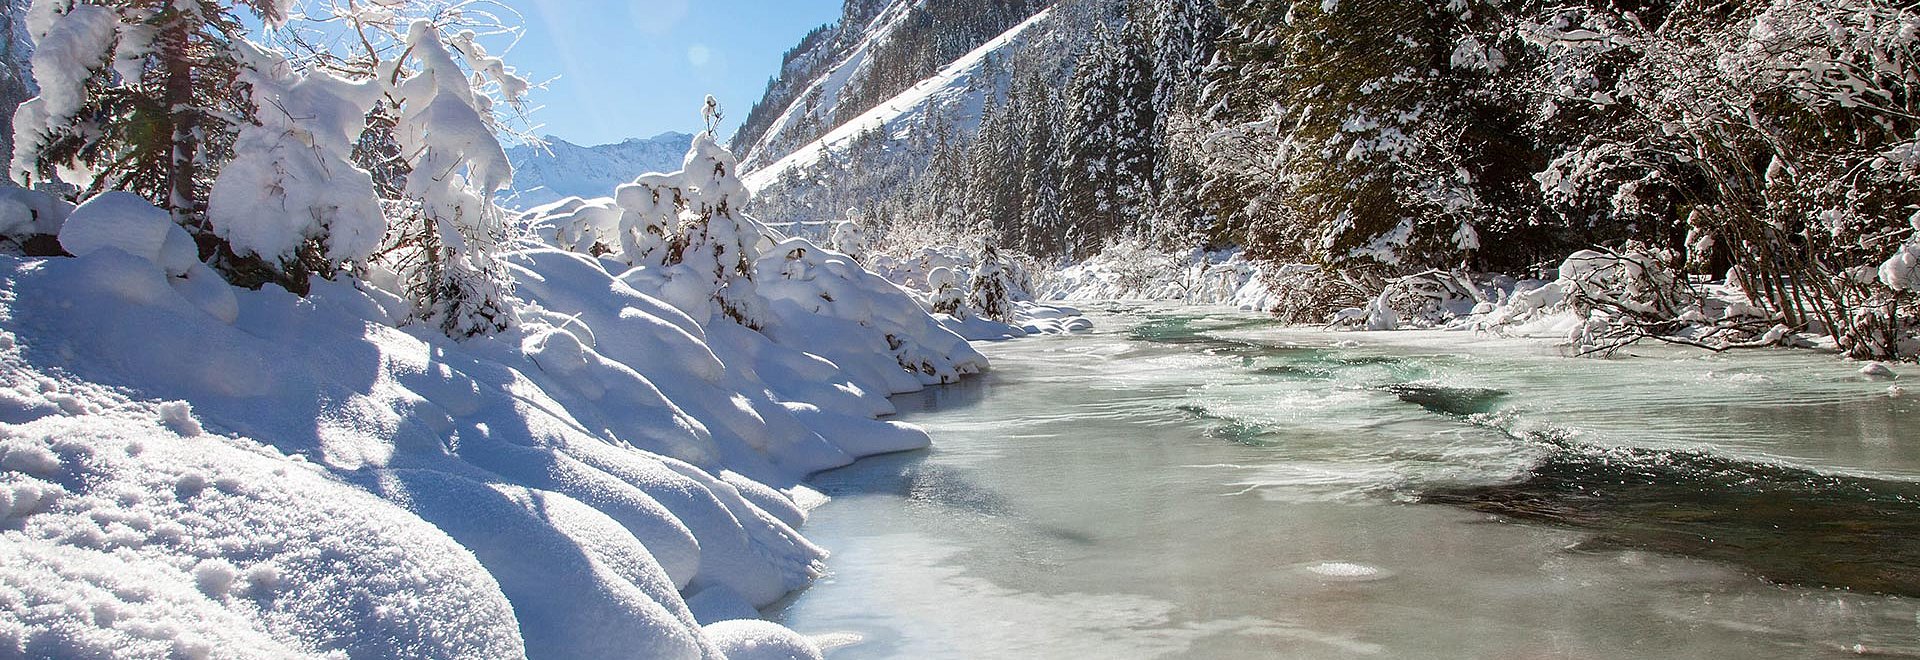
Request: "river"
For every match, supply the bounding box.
[769,305,1920,658]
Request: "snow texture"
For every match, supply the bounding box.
[2,170,985,657]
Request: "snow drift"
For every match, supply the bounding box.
[0,148,991,657]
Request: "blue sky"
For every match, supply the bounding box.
[503,0,843,146]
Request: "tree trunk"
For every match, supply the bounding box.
[162,14,198,226]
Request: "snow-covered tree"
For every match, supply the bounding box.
[1060,20,1156,259]
[10,0,290,224]
[1522,0,1920,358]
[375,19,525,338]
[927,265,965,317]
[664,108,768,328]
[967,238,1014,322]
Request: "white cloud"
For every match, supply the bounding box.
[687,44,712,67]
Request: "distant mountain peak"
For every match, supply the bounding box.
[505,132,696,209]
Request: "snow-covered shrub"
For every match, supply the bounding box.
[1336,270,1492,330]
[206,40,384,287]
[373,20,525,338]
[527,196,621,255]
[1556,245,1692,322]
[967,242,1015,322]
[827,212,868,263]
[927,266,965,317]
[611,176,677,267]
[548,123,767,329]
[1041,240,1286,313]
[753,237,988,387]
[663,131,767,328]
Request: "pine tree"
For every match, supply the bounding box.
[1060,19,1157,259]
[10,0,289,225]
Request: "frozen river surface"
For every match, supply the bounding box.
[771,306,1920,658]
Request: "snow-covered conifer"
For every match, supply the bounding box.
[10,0,290,224]
[663,120,769,328]
[376,19,525,338]
[968,239,1013,322]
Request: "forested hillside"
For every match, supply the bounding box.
[730,0,1052,169]
[743,0,1920,360]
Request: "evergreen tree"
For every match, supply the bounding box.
[10,0,289,225]
[379,19,524,337]
[1060,19,1156,259]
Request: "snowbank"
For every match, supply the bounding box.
[1,189,988,657]
[863,243,1092,339]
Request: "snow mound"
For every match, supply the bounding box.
[3,179,986,655]
[58,191,199,276]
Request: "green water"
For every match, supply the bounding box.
[773,306,1920,658]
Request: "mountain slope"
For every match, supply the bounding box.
[743,7,1058,193]
[505,132,694,209]
[731,0,1053,171]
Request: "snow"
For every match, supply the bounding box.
[209,42,386,265]
[1042,243,1284,313]
[1879,241,1920,291]
[10,2,117,182]
[1860,362,1898,379]
[3,159,1000,657]
[57,192,200,276]
[0,186,72,240]
[703,620,825,660]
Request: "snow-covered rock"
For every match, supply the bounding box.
[57,191,199,276]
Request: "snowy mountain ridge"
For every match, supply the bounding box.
[743,7,1055,192]
[505,132,695,209]
[734,0,920,171]
[731,0,1053,172]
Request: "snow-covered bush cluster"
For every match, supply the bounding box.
[1311,246,1812,357]
[858,236,1091,338]
[1041,239,1284,312]
[522,146,996,388]
[5,0,536,335]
